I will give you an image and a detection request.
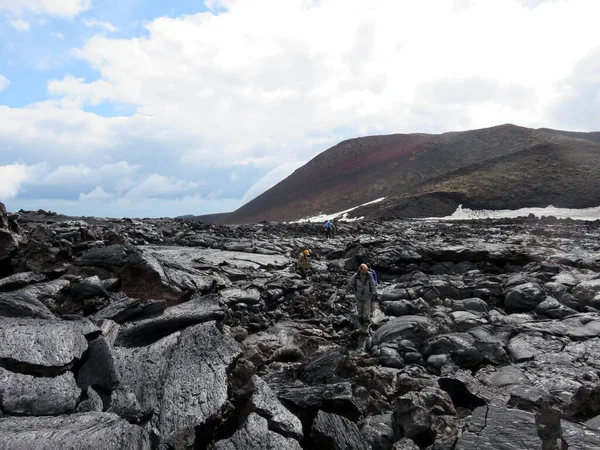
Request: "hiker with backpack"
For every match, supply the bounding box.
[324,220,334,239]
[349,263,378,330]
[296,249,311,279]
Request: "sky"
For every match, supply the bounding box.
[0,0,599,218]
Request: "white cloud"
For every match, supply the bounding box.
[9,19,30,31]
[242,161,305,203]
[79,186,114,201]
[124,174,199,200]
[0,0,91,17]
[51,32,64,39]
[0,164,29,199]
[1,0,600,217]
[0,74,9,92]
[83,19,118,33]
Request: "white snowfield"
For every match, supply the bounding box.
[291,197,386,223]
[292,198,600,223]
[433,204,600,221]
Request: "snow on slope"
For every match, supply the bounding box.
[291,197,386,223]
[434,204,600,221]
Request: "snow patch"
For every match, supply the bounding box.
[291,197,386,223]
[431,204,600,221]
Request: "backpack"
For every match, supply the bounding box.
[370,269,378,285]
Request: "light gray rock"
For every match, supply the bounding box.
[0,317,95,371]
[90,296,167,324]
[115,294,224,347]
[249,375,303,440]
[0,412,151,450]
[76,387,104,413]
[371,315,440,347]
[359,412,398,450]
[113,332,180,416]
[212,413,302,450]
[455,405,542,449]
[77,337,120,392]
[562,420,600,450]
[0,368,80,415]
[504,282,545,313]
[107,387,144,422]
[311,410,370,450]
[0,272,46,292]
[0,289,55,319]
[158,322,241,449]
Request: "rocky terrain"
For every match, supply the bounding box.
[208,124,600,223]
[3,202,600,449]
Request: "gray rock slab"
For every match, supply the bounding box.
[0,272,46,292]
[311,410,370,450]
[114,294,224,347]
[212,413,302,450]
[0,412,151,450]
[0,317,94,370]
[90,296,167,323]
[249,375,303,440]
[0,289,55,319]
[0,368,80,415]
[562,420,600,450]
[113,331,180,415]
[455,405,542,449]
[371,315,439,347]
[77,337,120,391]
[274,382,360,420]
[158,322,242,449]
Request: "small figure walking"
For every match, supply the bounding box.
[349,264,376,331]
[297,249,311,279]
[324,220,333,239]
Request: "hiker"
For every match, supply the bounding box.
[323,220,333,239]
[349,263,376,330]
[297,249,311,279]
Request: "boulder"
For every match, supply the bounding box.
[504,282,545,313]
[311,410,370,450]
[454,405,542,449]
[359,412,398,450]
[0,368,80,415]
[77,337,120,392]
[0,289,55,319]
[0,272,46,293]
[212,413,302,450]
[90,295,167,323]
[248,375,303,440]
[115,294,224,347]
[0,317,95,372]
[0,412,150,450]
[371,316,440,347]
[393,387,455,439]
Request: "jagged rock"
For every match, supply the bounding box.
[359,412,399,450]
[297,348,346,384]
[212,413,302,450]
[221,287,262,304]
[121,322,240,449]
[107,387,145,422]
[77,387,104,412]
[70,276,109,303]
[248,375,303,440]
[90,294,167,323]
[0,412,151,450]
[451,297,489,313]
[536,296,578,319]
[454,405,542,449]
[562,420,600,449]
[0,317,95,371]
[275,382,361,421]
[77,337,120,392]
[563,383,600,420]
[504,282,546,313]
[73,245,129,272]
[392,387,455,440]
[0,368,80,415]
[114,293,224,347]
[310,410,370,450]
[572,280,600,305]
[385,300,413,317]
[371,316,441,347]
[0,272,46,292]
[0,288,55,319]
[391,438,420,450]
[113,332,180,417]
